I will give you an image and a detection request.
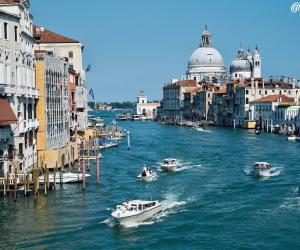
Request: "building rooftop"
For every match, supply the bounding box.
[252,95,295,103]
[33,25,79,44]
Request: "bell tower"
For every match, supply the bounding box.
[252,45,261,78]
[200,25,212,48]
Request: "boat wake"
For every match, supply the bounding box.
[156,160,202,173]
[279,188,300,210]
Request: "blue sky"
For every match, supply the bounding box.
[30,0,300,102]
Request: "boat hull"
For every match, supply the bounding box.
[137,172,157,180]
[112,204,162,225]
[39,173,91,184]
[253,169,271,177]
[161,164,177,171]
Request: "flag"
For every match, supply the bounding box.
[89,88,94,100]
[86,64,91,72]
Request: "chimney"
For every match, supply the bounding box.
[40,26,45,32]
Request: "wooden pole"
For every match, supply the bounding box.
[46,164,49,191]
[3,172,6,196]
[54,162,57,190]
[78,143,81,182]
[87,142,90,171]
[6,170,10,192]
[43,164,47,196]
[33,168,37,199]
[26,172,30,194]
[96,153,100,185]
[13,166,17,202]
[127,131,131,150]
[24,172,27,196]
[82,159,86,191]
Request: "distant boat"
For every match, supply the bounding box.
[287,134,300,141]
[160,158,178,171]
[252,162,272,177]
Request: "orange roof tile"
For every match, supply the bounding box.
[252,95,294,103]
[33,25,79,44]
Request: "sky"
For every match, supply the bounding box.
[30,0,300,102]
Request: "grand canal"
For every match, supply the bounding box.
[1,111,300,249]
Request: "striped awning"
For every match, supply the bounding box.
[0,98,17,126]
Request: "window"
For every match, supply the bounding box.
[4,22,8,40]
[14,26,18,42]
[265,90,267,95]
[246,90,249,95]
[246,98,249,104]
[68,51,73,59]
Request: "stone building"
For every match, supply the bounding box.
[33,25,88,136]
[35,51,70,169]
[136,90,160,119]
[0,0,38,175]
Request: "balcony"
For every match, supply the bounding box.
[0,84,16,96]
[0,84,38,98]
[0,127,12,141]
[18,119,39,134]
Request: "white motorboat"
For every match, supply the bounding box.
[160,158,178,171]
[39,172,91,184]
[287,135,300,141]
[252,162,272,177]
[137,165,157,180]
[111,200,162,225]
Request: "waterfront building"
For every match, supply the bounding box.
[0,0,38,175]
[136,90,160,119]
[186,26,227,84]
[228,77,300,128]
[161,80,200,121]
[250,95,300,131]
[33,26,88,137]
[230,46,261,80]
[35,51,70,169]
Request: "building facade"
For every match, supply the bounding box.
[0,0,38,175]
[33,25,88,136]
[35,51,70,169]
[136,90,160,119]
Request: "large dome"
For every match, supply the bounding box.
[230,58,252,74]
[188,47,224,68]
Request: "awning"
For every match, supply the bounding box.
[0,98,17,126]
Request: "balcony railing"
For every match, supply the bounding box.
[0,84,38,98]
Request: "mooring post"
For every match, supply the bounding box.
[43,163,47,196]
[127,131,131,150]
[3,172,6,197]
[96,153,100,185]
[24,172,27,196]
[82,159,86,191]
[54,162,57,190]
[13,166,17,202]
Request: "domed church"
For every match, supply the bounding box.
[186,26,227,84]
[230,45,261,80]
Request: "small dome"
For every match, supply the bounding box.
[230,58,252,74]
[188,47,224,68]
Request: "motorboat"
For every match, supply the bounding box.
[287,134,300,141]
[252,162,272,177]
[192,126,203,131]
[116,113,131,121]
[132,115,141,121]
[160,158,178,171]
[137,165,157,180]
[99,141,119,149]
[111,199,162,225]
[39,172,91,184]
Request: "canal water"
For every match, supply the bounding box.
[1,110,300,249]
